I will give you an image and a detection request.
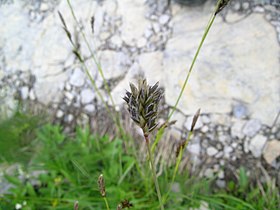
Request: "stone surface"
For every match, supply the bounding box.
[249,135,267,158]
[207,147,218,156]
[243,119,262,137]
[263,140,280,166]
[163,6,279,126]
[118,0,150,46]
[69,69,86,88]
[81,89,95,105]
[187,144,200,156]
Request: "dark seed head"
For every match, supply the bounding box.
[123,79,163,135]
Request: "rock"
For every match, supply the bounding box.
[137,37,147,48]
[159,14,170,25]
[218,170,224,179]
[187,144,200,156]
[95,50,130,81]
[84,104,95,112]
[216,180,226,188]
[66,114,74,123]
[138,52,164,84]
[29,89,36,100]
[81,89,95,104]
[249,135,267,158]
[231,119,246,139]
[263,140,280,166]
[118,0,150,46]
[232,103,248,119]
[204,168,214,178]
[40,3,49,12]
[163,10,280,126]
[69,69,85,87]
[144,28,153,38]
[56,110,64,118]
[201,115,210,124]
[64,91,74,101]
[111,35,123,48]
[20,86,29,100]
[243,119,262,137]
[201,125,209,133]
[224,146,233,158]
[207,147,218,156]
[152,22,161,33]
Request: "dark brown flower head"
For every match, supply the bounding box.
[215,0,231,15]
[98,174,106,197]
[120,199,133,209]
[123,79,163,135]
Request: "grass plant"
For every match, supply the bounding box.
[1,0,279,210]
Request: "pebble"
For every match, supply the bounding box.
[243,119,262,137]
[69,69,85,87]
[64,91,74,101]
[66,114,74,123]
[81,89,95,104]
[263,140,280,167]
[233,103,248,119]
[201,125,209,133]
[187,144,200,156]
[201,115,210,124]
[159,14,170,25]
[137,37,147,48]
[40,3,49,12]
[204,168,214,178]
[20,86,29,100]
[29,89,36,100]
[249,135,267,158]
[152,22,161,33]
[144,29,153,38]
[56,110,64,118]
[216,180,226,188]
[207,147,218,156]
[84,104,95,112]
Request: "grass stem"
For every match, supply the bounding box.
[103,197,110,210]
[144,134,165,210]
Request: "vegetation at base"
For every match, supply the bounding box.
[1,121,279,210]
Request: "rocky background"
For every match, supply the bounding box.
[0,0,280,187]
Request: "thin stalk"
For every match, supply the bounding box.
[163,131,193,204]
[167,13,216,121]
[144,134,164,210]
[154,0,223,151]
[67,0,116,108]
[103,197,110,210]
[67,0,125,137]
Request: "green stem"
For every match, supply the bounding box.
[163,131,193,204]
[168,13,216,121]
[103,197,110,210]
[66,0,126,137]
[144,134,164,210]
[67,0,116,108]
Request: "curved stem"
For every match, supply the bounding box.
[103,197,110,210]
[144,134,164,210]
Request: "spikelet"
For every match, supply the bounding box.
[123,79,163,135]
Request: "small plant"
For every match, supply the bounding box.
[123,79,164,209]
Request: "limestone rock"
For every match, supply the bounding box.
[81,89,95,104]
[163,7,279,126]
[243,119,262,137]
[207,147,218,156]
[118,0,150,46]
[249,135,267,158]
[263,140,280,166]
